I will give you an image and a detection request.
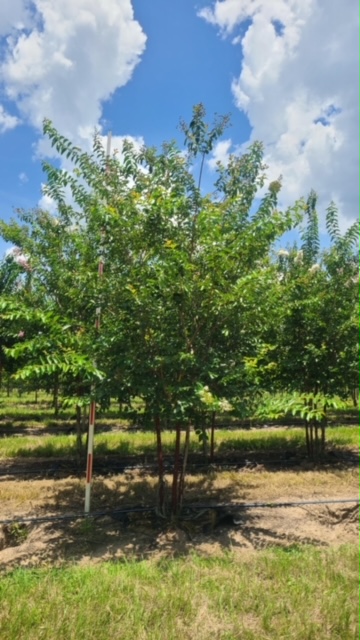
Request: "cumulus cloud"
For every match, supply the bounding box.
[37,133,145,214]
[199,0,359,227]
[207,139,233,170]
[0,0,147,149]
[0,104,19,132]
[0,0,32,36]
[100,133,145,159]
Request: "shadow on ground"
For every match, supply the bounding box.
[1,464,358,570]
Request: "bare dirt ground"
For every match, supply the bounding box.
[0,465,358,570]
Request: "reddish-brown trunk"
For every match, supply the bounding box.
[53,374,59,417]
[309,422,314,457]
[210,411,216,462]
[155,415,165,515]
[305,421,310,456]
[171,424,182,516]
[314,423,319,454]
[320,422,325,455]
[178,423,190,512]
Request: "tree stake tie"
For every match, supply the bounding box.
[85,131,111,514]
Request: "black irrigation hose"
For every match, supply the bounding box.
[0,506,155,526]
[184,498,360,510]
[1,498,358,527]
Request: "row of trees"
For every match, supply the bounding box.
[0,105,358,513]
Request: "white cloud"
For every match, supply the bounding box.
[0,104,19,132]
[0,0,32,36]
[18,171,28,183]
[37,133,146,215]
[199,0,359,227]
[207,138,232,170]
[0,0,147,149]
[38,188,58,214]
[100,134,145,159]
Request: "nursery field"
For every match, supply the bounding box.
[0,392,359,639]
[0,100,359,640]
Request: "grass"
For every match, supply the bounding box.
[0,390,129,425]
[0,389,358,459]
[0,546,358,640]
[1,465,358,512]
[0,425,358,459]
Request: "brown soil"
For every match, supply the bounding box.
[0,467,358,570]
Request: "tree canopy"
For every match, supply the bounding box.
[0,104,358,511]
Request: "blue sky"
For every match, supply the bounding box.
[0,0,358,257]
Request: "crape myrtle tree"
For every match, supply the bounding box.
[0,253,31,394]
[0,104,303,515]
[260,191,359,456]
[0,151,108,445]
[97,105,303,514]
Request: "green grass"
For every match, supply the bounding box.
[0,426,358,459]
[325,426,359,447]
[0,546,358,640]
[0,390,131,424]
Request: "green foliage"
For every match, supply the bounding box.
[255,392,347,422]
[0,103,358,504]
[301,189,320,264]
[0,300,103,394]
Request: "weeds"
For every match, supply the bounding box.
[0,546,358,640]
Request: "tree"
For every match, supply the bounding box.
[0,252,32,393]
[0,105,304,515]
[263,193,359,455]
[90,105,302,514]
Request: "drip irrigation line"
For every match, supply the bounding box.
[1,498,358,527]
[0,506,155,526]
[184,498,360,510]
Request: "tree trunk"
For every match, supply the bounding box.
[305,421,310,456]
[155,415,166,516]
[178,423,190,513]
[171,424,182,517]
[53,375,59,417]
[351,387,359,407]
[309,422,314,457]
[314,423,319,456]
[210,411,216,462]
[76,405,83,455]
[320,422,326,456]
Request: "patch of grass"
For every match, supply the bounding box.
[0,435,79,458]
[0,426,358,459]
[0,391,129,425]
[216,428,306,452]
[326,426,359,447]
[0,545,358,640]
[2,523,29,546]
